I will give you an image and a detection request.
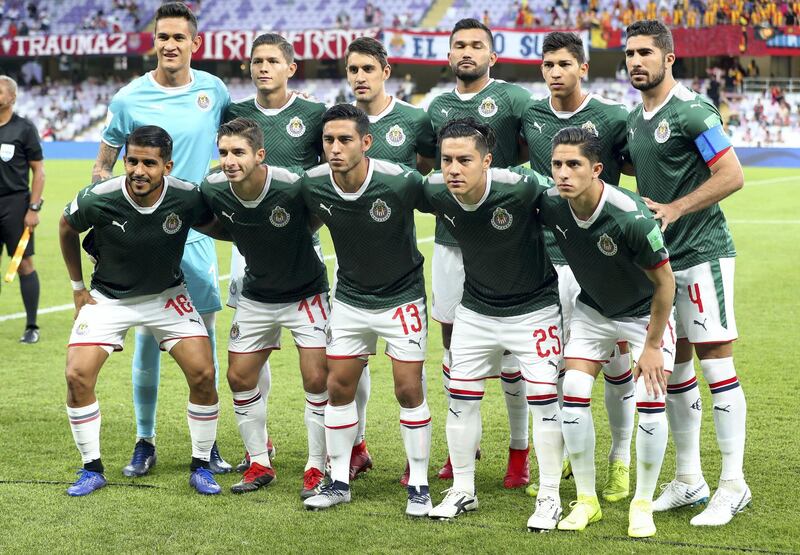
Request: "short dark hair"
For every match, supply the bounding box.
[438,117,496,156]
[251,33,295,64]
[551,126,602,164]
[542,32,585,65]
[449,18,493,50]
[218,117,264,153]
[346,36,388,69]
[155,2,198,37]
[126,125,173,161]
[626,19,674,54]
[322,104,370,137]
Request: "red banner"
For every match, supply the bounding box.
[0,32,152,57]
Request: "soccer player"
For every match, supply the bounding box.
[92,2,231,476]
[59,126,222,496]
[0,75,45,343]
[423,119,563,530]
[540,127,675,537]
[300,104,432,516]
[522,31,635,501]
[625,20,749,526]
[427,18,533,488]
[200,118,329,498]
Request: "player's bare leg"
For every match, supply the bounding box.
[298,346,329,498]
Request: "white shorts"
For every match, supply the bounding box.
[449,303,563,386]
[228,293,329,353]
[673,258,737,344]
[555,263,580,334]
[431,243,464,325]
[565,300,676,370]
[68,285,209,354]
[327,297,427,362]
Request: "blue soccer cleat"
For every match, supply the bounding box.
[208,441,232,474]
[122,439,157,477]
[190,467,221,495]
[67,469,107,497]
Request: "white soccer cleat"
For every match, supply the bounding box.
[406,485,433,517]
[428,488,478,520]
[653,478,710,511]
[527,494,562,532]
[303,481,351,511]
[690,485,751,526]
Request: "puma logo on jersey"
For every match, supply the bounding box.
[444,214,456,227]
[622,394,635,401]
[441,108,450,117]
[690,103,702,108]
[408,338,422,348]
[404,170,413,178]
[629,128,636,138]
[635,212,646,220]
[542,414,558,422]
[639,424,655,436]
[449,408,461,418]
[547,360,558,369]
[693,318,708,331]
[313,326,326,333]
[221,211,235,223]
[112,220,128,233]
[532,121,544,133]
[563,418,580,425]
[555,225,568,239]
[82,189,92,198]
[319,203,333,216]
[189,317,201,325]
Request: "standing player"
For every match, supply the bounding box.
[626,20,749,525]
[423,119,564,531]
[201,118,330,498]
[301,105,432,516]
[59,126,222,496]
[92,2,231,476]
[0,75,45,343]
[522,31,635,501]
[426,18,533,488]
[540,127,675,537]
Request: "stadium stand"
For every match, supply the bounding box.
[0,0,163,35]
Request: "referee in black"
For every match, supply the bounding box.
[0,75,45,343]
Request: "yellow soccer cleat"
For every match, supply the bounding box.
[602,460,630,502]
[557,494,602,531]
[526,482,539,497]
[628,498,657,538]
[562,458,573,480]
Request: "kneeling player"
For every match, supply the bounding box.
[201,118,330,497]
[540,127,675,537]
[59,126,222,496]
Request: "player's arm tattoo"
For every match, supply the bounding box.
[92,143,122,183]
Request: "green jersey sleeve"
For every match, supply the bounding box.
[64,186,96,232]
[625,216,670,270]
[415,109,437,160]
[681,99,723,139]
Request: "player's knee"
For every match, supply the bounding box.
[18,257,34,275]
[187,365,216,393]
[65,365,93,401]
[303,371,328,395]
[394,380,423,408]
[226,366,257,392]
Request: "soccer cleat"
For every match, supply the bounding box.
[349,440,373,481]
[437,449,480,481]
[208,441,232,474]
[428,488,478,520]
[504,447,530,489]
[527,494,562,532]
[122,439,156,477]
[561,457,573,480]
[602,460,630,502]
[653,478,710,511]
[189,467,222,495]
[235,439,275,473]
[526,483,539,497]
[690,485,752,526]
[558,495,602,531]
[300,467,325,500]
[304,480,351,510]
[628,498,657,538]
[19,325,39,344]
[406,485,433,517]
[400,461,410,487]
[66,469,107,497]
[231,462,275,494]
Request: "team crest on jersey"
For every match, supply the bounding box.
[654,119,671,143]
[597,233,618,256]
[370,198,391,222]
[491,207,513,230]
[162,212,183,234]
[230,322,240,341]
[581,120,599,137]
[478,96,498,118]
[196,93,211,111]
[286,116,306,138]
[75,322,89,336]
[386,124,406,147]
[229,280,238,297]
[269,206,291,227]
[325,325,333,346]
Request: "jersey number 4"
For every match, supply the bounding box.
[165,294,194,316]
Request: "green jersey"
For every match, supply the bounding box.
[627,83,735,271]
[200,167,327,304]
[363,97,436,166]
[428,79,531,246]
[523,94,630,264]
[538,183,669,319]
[422,167,558,317]
[301,159,426,309]
[64,176,212,299]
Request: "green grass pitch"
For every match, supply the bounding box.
[0,160,798,553]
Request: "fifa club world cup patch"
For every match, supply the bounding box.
[581,120,599,137]
[370,198,392,222]
[162,213,183,234]
[75,322,89,336]
[196,93,211,111]
[491,207,513,230]
[597,233,618,256]
[478,96,498,118]
[269,206,291,227]
[654,119,671,143]
[386,124,407,147]
[286,116,306,137]
[230,322,240,341]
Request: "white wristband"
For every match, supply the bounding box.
[70,280,86,291]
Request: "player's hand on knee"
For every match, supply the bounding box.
[634,345,667,397]
[73,289,96,320]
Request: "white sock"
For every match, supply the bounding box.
[304,391,328,472]
[400,400,432,487]
[633,378,668,501]
[441,349,451,395]
[501,354,529,450]
[561,370,596,497]
[67,401,101,464]
[602,349,634,465]
[700,357,747,483]
[187,402,219,462]
[353,364,370,446]
[257,359,271,439]
[233,388,270,467]
[421,365,428,399]
[325,401,358,485]
[666,360,703,484]
[446,387,484,495]
[527,380,562,496]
